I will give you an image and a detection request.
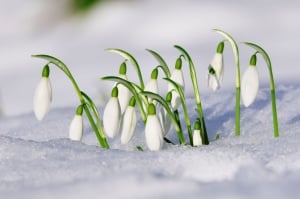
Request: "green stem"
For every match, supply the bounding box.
[106,48,145,89]
[164,78,193,145]
[146,49,171,77]
[173,46,209,144]
[243,42,280,137]
[213,29,241,137]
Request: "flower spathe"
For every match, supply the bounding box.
[241,55,259,107]
[168,57,185,110]
[69,105,84,141]
[33,65,52,121]
[145,103,164,151]
[103,87,121,138]
[116,62,130,114]
[121,97,137,144]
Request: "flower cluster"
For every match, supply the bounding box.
[32,29,280,152]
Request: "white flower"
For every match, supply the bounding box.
[145,79,158,95]
[193,119,202,146]
[103,87,121,138]
[168,58,185,110]
[116,62,130,114]
[33,75,52,121]
[207,67,220,91]
[158,106,171,136]
[69,107,84,142]
[207,42,224,91]
[241,65,259,107]
[145,103,164,151]
[121,97,137,144]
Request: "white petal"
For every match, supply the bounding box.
[145,79,158,94]
[158,106,171,136]
[69,115,83,141]
[117,75,130,114]
[145,115,164,151]
[103,97,121,138]
[207,73,220,91]
[121,106,137,144]
[193,129,202,146]
[167,69,185,110]
[241,66,259,107]
[33,77,52,121]
[210,53,224,81]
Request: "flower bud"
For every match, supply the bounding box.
[121,97,137,144]
[193,118,202,146]
[69,105,84,141]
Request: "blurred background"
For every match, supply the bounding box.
[0,0,299,116]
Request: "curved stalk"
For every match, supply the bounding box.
[213,29,241,137]
[32,54,109,148]
[173,45,209,145]
[106,48,145,89]
[101,76,147,122]
[164,78,193,145]
[243,42,280,138]
[141,91,186,145]
[146,49,171,77]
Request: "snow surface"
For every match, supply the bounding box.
[1,0,300,198]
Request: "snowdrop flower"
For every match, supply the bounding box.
[121,97,137,144]
[193,118,202,146]
[103,87,121,138]
[168,57,185,110]
[69,105,84,141]
[144,68,159,96]
[207,42,224,91]
[158,92,172,136]
[33,65,52,121]
[116,62,131,114]
[241,54,259,107]
[145,103,164,151]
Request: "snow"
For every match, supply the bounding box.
[1,0,300,198]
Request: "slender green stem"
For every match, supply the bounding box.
[142,91,186,144]
[32,54,109,148]
[213,29,241,137]
[106,48,145,89]
[102,76,147,122]
[146,49,171,77]
[243,42,280,137]
[173,45,209,144]
[164,78,193,145]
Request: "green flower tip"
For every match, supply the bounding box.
[148,103,156,115]
[175,57,182,70]
[166,92,172,103]
[250,54,257,66]
[208,66,216,74]
[129,96,136,106]
[216,41,225,54]
[193,118,201,130]
[76,105,84,116]
[111,86,119,97]
[42,64,50,77]
[151,68,159,79]
[119,62,127,75]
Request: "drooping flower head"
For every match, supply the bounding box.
[33,64,52,121]
[121,96,137,144]
[117,62,131,114]
[69,105,84,141]
[241,54,259,107]
[144,68,159,105]
[168,57,185,110]
[193,118,202,146]
[145,103,164,151]
[207,41,224,91]
[103,86,121,138]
